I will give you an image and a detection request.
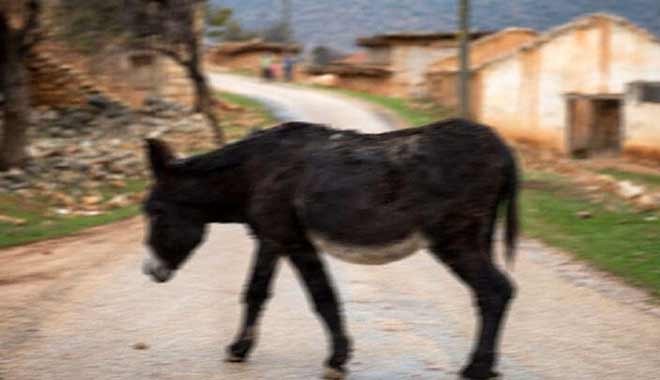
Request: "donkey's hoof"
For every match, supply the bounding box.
[224,353,247,363]
[322,366,346,380]
[460,364,499,379]
[225,339,252,363]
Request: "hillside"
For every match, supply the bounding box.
[211,0,660,52]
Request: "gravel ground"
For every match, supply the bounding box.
[1,74,659,380]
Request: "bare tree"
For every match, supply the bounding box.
[0,0,41,171]
[458,0,471,119]
[54,0,125,54]
[127,0,224,144]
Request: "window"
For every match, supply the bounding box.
[638,82,660,103]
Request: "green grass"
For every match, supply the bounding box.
[0,91,276,249]
[316,86,455,126]
[597,168,660,190]
[0,191,143,249]
[522,175,660,297]
[338,90,455,126]
[217,91,273,117]
[344,88,660,297]
[216,91,278,142]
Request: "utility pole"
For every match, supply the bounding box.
[281,0,292,43]
[458,0,471,119]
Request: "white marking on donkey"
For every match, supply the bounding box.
[309,231,428,265]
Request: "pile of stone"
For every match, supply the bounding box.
[0,96,217,216]
[141,96,193,119]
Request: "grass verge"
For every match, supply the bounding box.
[523,172,660,297]
[331,88,455,126]
[216,91,278,141]
[308,86,455,126]
[0,193,141,248]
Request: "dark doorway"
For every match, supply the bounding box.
[566,94,622,158]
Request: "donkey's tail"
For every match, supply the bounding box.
[503,154,520,269]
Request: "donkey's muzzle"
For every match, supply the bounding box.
[142,254,175,283]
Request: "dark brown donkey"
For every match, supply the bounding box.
[141,118,519,379]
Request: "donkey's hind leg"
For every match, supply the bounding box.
[430,236,515,379]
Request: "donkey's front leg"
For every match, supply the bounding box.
[226,241,280,362]
[289,247,352,380]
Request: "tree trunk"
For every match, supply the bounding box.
[0,19,31,171]
[187,54,225,145]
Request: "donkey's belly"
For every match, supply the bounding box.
[309,232,428,265]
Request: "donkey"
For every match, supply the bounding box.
[141,118,519,380]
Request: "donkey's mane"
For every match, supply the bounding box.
[173,139,250,174]
[171,122,335,174]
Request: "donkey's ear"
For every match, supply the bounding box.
[145,138,175,179]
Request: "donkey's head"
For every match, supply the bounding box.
[141,139,208,283]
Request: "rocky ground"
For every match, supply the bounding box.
[517,143,660,215]
[0,95,267,223]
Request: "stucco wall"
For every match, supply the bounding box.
[624,85,660,154]
[426,30,537,110]
[365,46,391,66]
[426,72,459,108]
[389,42,456,97]
[475,16,660,153]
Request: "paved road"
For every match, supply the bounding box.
[209,73,395,133]
[2,74,660,380]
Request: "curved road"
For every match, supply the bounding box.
[1,74,659,380]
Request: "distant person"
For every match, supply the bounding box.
[260,54,273,81]
[283,54,297,82]
[270,58,280,81]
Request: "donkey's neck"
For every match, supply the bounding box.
[173,143,253,223]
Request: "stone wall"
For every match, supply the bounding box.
[75,48,196,109]
[27,50,121,108]
[24,0,201,110]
